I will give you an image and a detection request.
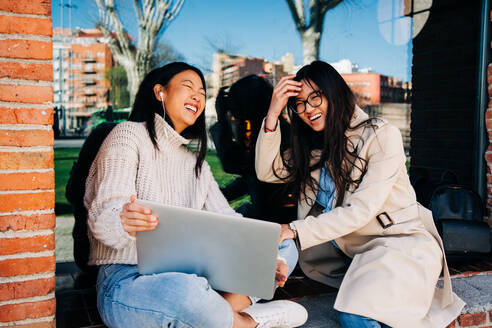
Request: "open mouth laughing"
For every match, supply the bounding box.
[309,113,322,122]
[185,104,198,113]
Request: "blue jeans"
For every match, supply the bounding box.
[96,239,298,328]
[338,311,391,328]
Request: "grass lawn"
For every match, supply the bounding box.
[54,148,81,215]
[54,148,250,215]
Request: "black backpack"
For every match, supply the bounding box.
[65,122,117,287]
[427,171,491,258]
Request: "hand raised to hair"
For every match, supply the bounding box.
[120,195,159,237]
[265,75,302,130]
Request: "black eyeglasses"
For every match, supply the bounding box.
[290,90,323,114]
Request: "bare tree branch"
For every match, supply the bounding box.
[285,0,346,64]
[94,0,184,103]
[320,0,344,14]
[286,0,306,32]
[132,0,143,23]
[95,0,132,59]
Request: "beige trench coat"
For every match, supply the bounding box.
[255,107,465,327]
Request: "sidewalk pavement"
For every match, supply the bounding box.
[54,139,85,148]
[298,272,492,328]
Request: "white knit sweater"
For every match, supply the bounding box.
[84,114,237,265]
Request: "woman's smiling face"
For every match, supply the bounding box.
[295,79,328,132]
[154,70,206,133]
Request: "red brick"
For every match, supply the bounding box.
[0,62,52,82]
[0,213,55,232]
[0,192,54,212]
[0,151,53,170]
[488,63,492,75]
[458,312,487,326]
[446,320,456,328]
[0,130,53,147]
[0,277,55,301]
[487,109,492,119]
[0,39,52,60]
[487,174,492,184]
[0,85,52,104]
[0,298,55,322]
[13,321,55,328]
[0,234,54,256]
[486,119,492,131]
[0,255,55,277]
[490,309,492,321]
[0,15,51,36]
[0,0,51,15]
[0,107,53,125]
[0,171,54,191]
[489,97,492,108]
[485,152,492,163]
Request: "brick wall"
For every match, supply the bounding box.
[447,310,492,328]
[0,0,56,327]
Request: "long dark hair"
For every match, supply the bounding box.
[282,60,375,206]
[129,62,207,177]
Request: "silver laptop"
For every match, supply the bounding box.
[135,199,281,300]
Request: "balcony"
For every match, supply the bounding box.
[81,77,96,84]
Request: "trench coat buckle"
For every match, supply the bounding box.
[376,212,394,229]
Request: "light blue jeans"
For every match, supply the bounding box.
[96,239,298,328]
[338,311,391,328]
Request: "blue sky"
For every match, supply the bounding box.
[52,0,412,81]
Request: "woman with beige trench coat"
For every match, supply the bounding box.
[255,61,465,327]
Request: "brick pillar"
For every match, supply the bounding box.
[487,10,492,220]
[0,0,56,327]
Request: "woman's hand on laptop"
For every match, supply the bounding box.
[120,195,159,237]
[275,258,289,287]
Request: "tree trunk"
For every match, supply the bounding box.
[116,53,150,106]
[301,26,321,65]
[115,56,139,107]
[126,67,141,107]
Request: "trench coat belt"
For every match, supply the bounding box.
[376,203,420,228]
[378,203,454,308]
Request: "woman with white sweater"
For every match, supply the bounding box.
[84,62,307,328]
